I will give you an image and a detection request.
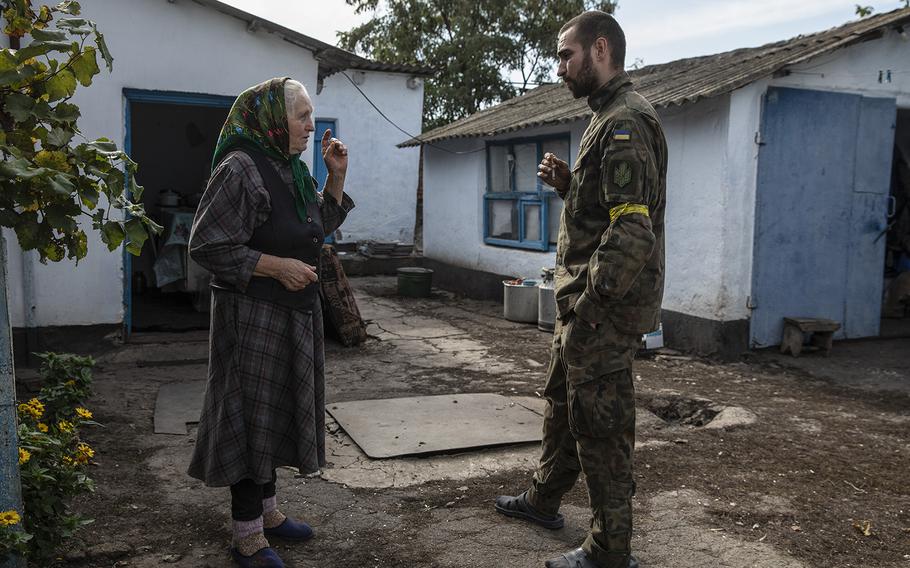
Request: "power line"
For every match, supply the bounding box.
[340,71,487,155]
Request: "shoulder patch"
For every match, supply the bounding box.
[613,129,631,142]
[613,161,633,188]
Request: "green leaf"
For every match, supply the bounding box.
[124,217,148,255]
[47,173,76,196]
[14,212,41,250]
[0,49,16,72]
[57,18,92,35]
[45,69,78,101]
[100,221,124,250]
[87,139,119,155]
[46,127,75,147]
[31,28,69,42]
[57,1,83,16]
[4,92,36,122]
[92,26,113,71]
[80,183,100,209]
[128,175,144,201]
[0,156,43,179]
[51,102,80,123]
[15,40,74,62]
[70,46,98,87]
[44,203,78,231]
[0,64,37,88]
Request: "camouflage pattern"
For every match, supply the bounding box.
[524,72,667,568]
[554,71,667,335]
[527,316,639,568]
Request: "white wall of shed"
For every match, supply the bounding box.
[660,95,733,321]
[314,71,424,243]
[5,0,351,327]
[771,29,910,107]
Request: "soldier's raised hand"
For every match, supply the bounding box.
[538,152,570,193]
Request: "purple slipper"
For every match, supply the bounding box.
[264,517,315,541]
[230,546,285,568]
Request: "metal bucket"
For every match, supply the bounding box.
[503,279,539,323]
[397,267,434,297]
[538,284,556,332]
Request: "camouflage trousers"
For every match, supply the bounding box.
[527,314,640,568]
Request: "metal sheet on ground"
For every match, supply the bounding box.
[327,394,546,458]
[154,380,206,434]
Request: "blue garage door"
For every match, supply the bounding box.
[750,87,895,347]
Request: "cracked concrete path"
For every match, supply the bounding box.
[55,275,909,567]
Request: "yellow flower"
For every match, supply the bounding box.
[61,456,75,467]
[18,448,30,465]
[57,420,74,434]
[37,423,48,433]
[75,407,93,420]
[0,510,20,526]
[17,398,45,420]
[75,443,95,464]
[65,380,76,387]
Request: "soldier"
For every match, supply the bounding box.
[495,10,666,568]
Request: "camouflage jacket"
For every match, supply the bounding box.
[554,72,667,335]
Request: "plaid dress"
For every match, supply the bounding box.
[187,151,354,487]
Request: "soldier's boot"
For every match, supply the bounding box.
[544,548,639,568]
[495,490,565,529]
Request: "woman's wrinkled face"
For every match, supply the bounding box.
[287,94,315,155]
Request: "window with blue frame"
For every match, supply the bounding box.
[484,135,570,250]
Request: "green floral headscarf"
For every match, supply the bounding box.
[212,77,317,218]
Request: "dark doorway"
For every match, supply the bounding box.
[882,108,910,338]
[125,92,231,333]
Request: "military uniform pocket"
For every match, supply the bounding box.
[601,146,647,205]
[567,369,635,438]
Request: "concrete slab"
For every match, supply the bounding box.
[327,394,546,458]
[154,380,206,434]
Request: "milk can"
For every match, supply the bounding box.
[538,267,557,332]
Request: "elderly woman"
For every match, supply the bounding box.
[187,77,354,568]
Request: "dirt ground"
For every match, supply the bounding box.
[19,276,910,568]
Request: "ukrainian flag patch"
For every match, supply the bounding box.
[613,129,631,141]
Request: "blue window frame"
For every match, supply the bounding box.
[483,134,570,251]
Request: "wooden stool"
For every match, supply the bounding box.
[780,317,841,357]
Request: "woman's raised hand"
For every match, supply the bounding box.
[322,129,348,178]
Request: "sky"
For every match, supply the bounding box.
[222,0,907,70]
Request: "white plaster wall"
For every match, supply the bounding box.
[721,81,767,322]
[423,123,585,280]
[6,0,319,327]
[660,95,731,321]
[772,29,910,107]
[314,71,424,243]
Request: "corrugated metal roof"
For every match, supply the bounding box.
[401,7,910,147]
[192,0,434,79]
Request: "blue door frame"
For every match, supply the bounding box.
[314,119,336,242]
[121,88,235,339]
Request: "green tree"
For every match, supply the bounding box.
[339,0,617,130]
[1,0,159,264]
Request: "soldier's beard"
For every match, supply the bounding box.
[564,51,599,98]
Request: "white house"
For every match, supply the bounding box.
[409,9,910,357]
[2,0,427,353]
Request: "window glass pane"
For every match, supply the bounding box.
[514,143,538,192]
[523,203,542,241]
[488,145,510,192]
[488,199,518,240]
[548,196,563,244]
[541,138,570,166]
